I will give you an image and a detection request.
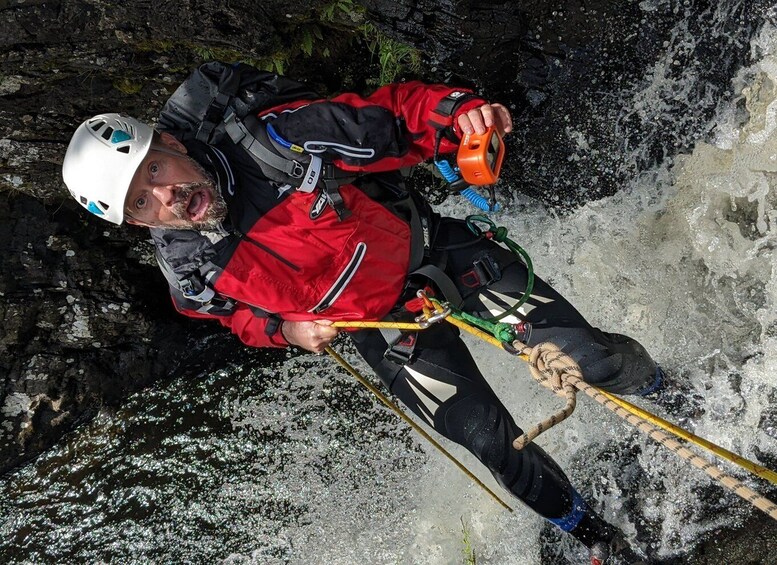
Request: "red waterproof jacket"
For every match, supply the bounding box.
[162,81,485,347]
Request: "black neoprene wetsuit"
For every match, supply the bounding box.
[351,216,658,547]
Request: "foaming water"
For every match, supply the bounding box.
[3,5,777,565]
[461,15,777,563]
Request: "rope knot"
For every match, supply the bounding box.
[493,322,517,343]
[512,341,582,450]
[491,226,509,242]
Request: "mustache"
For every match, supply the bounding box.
[169,182,213,219]
[164,181,228,231]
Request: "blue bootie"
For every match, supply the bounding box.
[636,365,665,397]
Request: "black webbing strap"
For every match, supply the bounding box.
[196,92,232,143]
[324,185,351,221]
[410,264,463,307]
[196,65,244,143]
[382,329,418,365]
[315,163,351,220]
[264,314,283,336]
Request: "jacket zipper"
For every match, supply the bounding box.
[233,228,301,272]
[309,242,367,313]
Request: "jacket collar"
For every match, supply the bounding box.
[183,139,236,200]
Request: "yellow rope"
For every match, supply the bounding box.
[600,391,777,485]
[331,302,777,520]
[579,378,777,520]
[324,346,513,512]
[332,320,427,330]
[513,339,777,521]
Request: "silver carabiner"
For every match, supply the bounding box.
[414,303,451,328]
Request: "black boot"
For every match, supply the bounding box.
[568,506,649,565]
[590,535,651,564]
[640,366,706,424]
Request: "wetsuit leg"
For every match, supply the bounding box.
[350,323,594,527]
[439,219,659,395]
[347,218,657,548]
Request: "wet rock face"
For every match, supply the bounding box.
[0,0,340,475]
[358,0,529,87]
[369,0,774,205]
[0,193,233,473]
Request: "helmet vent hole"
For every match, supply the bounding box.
[89,120,105,131]
[101,127,114,140]
[98,201,110,210]
[116,145,130,154]
[79,196,88,205]
[118,121,135,136]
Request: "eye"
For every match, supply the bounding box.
[149,162,160,176]
[135,195,147,210]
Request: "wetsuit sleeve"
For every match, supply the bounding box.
[169,292,289,349]
[263,81,486,173]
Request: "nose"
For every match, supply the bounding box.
[152,185,177,208]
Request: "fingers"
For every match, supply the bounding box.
[491,103,513,134]
[309,323,339,353]
[282,320,339,353]
[457,103,513,136]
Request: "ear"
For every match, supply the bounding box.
[159,131,188,154]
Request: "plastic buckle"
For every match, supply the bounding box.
[472,255,501,286]
[384,333,417,365]
[325,186,352,221]
[290,161,305,178]
[195,120,216,143]
[384,345,415,365]
[222,109,246,144]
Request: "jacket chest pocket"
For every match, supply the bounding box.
[308,242,366,313]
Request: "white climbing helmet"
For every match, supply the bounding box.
[62,113,154,225]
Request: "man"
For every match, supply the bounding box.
[62,67,660,564]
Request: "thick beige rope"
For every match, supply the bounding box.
[511,341,578,450]
[513,340,777,521]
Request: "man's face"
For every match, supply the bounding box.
[124,132,227,230]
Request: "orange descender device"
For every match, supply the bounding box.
[456,127,506,186]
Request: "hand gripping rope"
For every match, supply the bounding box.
[328,223,777,521]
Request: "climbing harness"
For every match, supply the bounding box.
[464,215,535,322]
[327,237,777,521]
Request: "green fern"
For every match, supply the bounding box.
[361,22,421,84]
[300,29,315,57]
[321,0,354,22]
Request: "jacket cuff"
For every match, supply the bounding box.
[266,317,290,347]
